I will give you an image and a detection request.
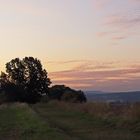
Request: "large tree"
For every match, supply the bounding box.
[0,57,51,103]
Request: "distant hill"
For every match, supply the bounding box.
[85,91,140,103]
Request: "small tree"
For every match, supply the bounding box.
[0,57,51,103]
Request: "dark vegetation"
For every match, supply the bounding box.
[49,85,86,102]
[0,57,87,104]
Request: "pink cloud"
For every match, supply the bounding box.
[96,31,127,42]
[91,0,110,10]
[105,15,140,28]
[111,36,126,40]
[49,60,140,91]
[100,13,140,42]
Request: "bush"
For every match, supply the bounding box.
[48,85,87,103]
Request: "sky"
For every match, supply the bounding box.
[0,0,140,92]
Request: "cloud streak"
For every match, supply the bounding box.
[49,60,140,92]
[105,14,140,29]
[95,0,140,44]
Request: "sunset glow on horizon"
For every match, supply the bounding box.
[0,0,140,92]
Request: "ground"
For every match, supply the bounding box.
[0,102,140,140]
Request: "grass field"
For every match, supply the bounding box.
[0,101,140,140]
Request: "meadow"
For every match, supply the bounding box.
[0,101,140,140]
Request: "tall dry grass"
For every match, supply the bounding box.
[47,101,140,120]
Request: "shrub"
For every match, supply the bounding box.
[48,85,87,103]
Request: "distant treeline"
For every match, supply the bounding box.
[0,57,86,104]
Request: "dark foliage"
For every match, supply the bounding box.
[0,57,51,103]
[49,85,87,103]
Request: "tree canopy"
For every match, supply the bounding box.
[0,57,51,103]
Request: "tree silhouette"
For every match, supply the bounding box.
[0,57,51,103]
